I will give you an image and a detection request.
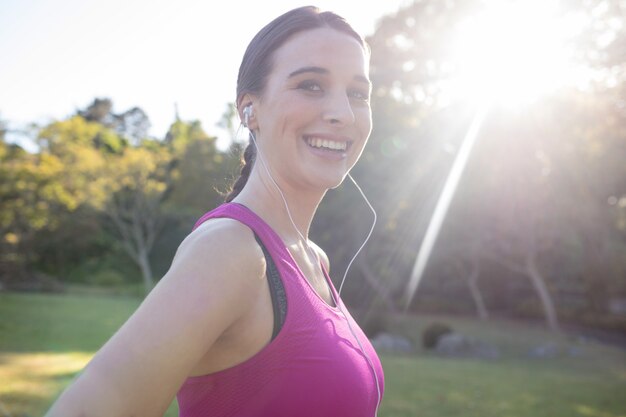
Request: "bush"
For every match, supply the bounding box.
[87,270,125,287]
[66,255,138,285]
[361,314,389,338]
[3,272,65,293]
[422,321,453,349]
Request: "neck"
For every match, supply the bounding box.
[233,168,326,244]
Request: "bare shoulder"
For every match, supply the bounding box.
[309,240,330,273]
[167,217,268,311]
[179,216,263,257]
[175,217,266,282]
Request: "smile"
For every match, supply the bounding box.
[305,136,349,151]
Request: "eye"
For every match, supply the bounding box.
[298,80,323,92]
[348,88,370,102]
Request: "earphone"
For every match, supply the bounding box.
[243,104,253,127]
[240,104,381,416]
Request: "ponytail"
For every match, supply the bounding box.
[224,134,256,202]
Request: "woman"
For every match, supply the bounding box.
[46,6,384,417]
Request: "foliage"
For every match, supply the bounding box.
[85,269,125,287]
[422,321,453,349]
[77,98,151,145]
[0,100,227,293]
[312,0,626,331]
[165,118,227,214]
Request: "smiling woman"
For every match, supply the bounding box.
[45,6,383,417]
[236,27,372,192]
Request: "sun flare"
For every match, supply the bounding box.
[445,0,582,107]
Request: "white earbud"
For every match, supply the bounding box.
[243,105,253,127]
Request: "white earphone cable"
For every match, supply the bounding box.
[338,173,377,296]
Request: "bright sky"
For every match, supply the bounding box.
[0,0,409,149]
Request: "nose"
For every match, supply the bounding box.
[323,91,355,126]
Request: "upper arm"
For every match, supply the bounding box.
[46,219,266,417]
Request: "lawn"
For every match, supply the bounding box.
[1,292,625,417]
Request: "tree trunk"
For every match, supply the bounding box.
[137,248,154,294]
[466,264,489,320]
[526,252,560,332]
[481,248,560,332]
[106,191,161,295]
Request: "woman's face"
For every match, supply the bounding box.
[251,27,372,191]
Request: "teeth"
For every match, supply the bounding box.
[306,137,347,151]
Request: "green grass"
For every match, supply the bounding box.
[1,292,625,417]
[380,355,626,417]
[0,291,141,352]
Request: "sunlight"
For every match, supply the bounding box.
[0,351,91,395]
[404,0,589,308]
[0,351,93,416]
[404,102,489,309]
[445,0,580,107]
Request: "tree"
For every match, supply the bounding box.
[0,136,77,283]
[331,0,626,331]
[103,143,176,292]
[165,118,223,213]
[78,97,151,145]
[37,106,173,293]
[2,100,244,291]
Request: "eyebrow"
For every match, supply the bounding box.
[288,66,371,86]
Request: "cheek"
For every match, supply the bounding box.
[274,97,316,131]
[356,108,373,137]
[290,97,321,118]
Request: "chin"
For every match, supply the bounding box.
[317,172,349,191]
[300,163,352,191]
[329,175,348,190]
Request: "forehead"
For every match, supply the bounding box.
[270,27,369,79]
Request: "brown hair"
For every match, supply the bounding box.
[224,6,367,202]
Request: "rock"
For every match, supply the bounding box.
[435,332,471,355]
[434,332,500,360]
[528,342,587,359]
[472,342,501,360]
[608,298,626,316]
[575,335,595,345]
[567,346,585,357]
[370,332,414,354]
[528,342,560,358]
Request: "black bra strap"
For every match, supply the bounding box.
[254,234,287,340]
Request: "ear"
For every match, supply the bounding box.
[238,94,259,130]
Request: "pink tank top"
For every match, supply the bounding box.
[176,203,384,417]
